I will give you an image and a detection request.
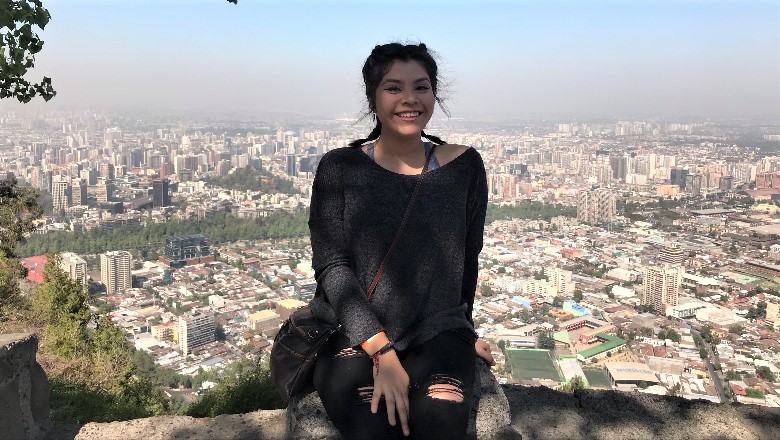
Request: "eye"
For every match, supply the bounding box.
[385,86,401,93]
[416,85,431,92]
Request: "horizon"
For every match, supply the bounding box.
[1,0,779,121]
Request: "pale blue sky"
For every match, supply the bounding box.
[9,0,780,120]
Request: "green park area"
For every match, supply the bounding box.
[505,348,562,382]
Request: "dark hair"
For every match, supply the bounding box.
[349,42,448,147]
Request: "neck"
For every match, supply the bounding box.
[376,130,424,158]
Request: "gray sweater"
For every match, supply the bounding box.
[308,146,488,351]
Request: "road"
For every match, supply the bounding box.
[690,327,727,403]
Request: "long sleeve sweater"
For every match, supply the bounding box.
[307,145,488,351]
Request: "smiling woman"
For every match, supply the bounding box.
[303,42,493,440]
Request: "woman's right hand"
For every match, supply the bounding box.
[371,350,410,437]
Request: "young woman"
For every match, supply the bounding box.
[307,42,494,439]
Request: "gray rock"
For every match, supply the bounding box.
[0,333,49,440]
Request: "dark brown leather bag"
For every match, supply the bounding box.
[270,145,437,402]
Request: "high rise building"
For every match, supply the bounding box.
[577,188,616,225]
[658,242,685,266]
[152,178,171,208]
[178,309,215,355]
[71,179,87,206]
[642,264,683,315]
[670,168,689,189]
[685,174,702,196]
[100,250,132,295]
[51,178,70,212]
[59,252,87,285]
[286,154,297,177]
[99,163,115,180]
[95,180,114,203]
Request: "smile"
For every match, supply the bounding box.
[395,112,421,119]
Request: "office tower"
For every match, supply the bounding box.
[658,242,685,266]
[51,178,70,212]
[719,176,734,191]
[670,168,689,189]
[642,264,683,315]
[178,309,215,355]
[39,170,52,193]
[100,250,132,295]
[610,156,628,181]
[95,180,114,203]
[99,163,115,180]
[286,154,297,177]
[685,174,702,196]
[71,179,87,206]
[152,178,171,208]
[59,252,87,285]
[80,169,98,185]
[577,188,616,225]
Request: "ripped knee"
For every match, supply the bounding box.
[333,347,364,360]
[425,374,465,403]
[357,386,374,404]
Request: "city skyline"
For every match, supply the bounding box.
[1,0,778,120]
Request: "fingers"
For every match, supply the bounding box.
[398,390,410,436]
[385,392,397,427]
[371,387,381,414]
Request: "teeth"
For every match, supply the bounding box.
[398,112,419,118]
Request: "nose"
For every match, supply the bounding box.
[402,93,418,105]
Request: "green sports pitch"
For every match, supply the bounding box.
[505,348,562,382]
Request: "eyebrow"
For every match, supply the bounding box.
[382,77,431,85]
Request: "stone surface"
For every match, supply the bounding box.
[0,333,48,440]
[504,384,780,440]
[61,384,780,440]
[73,410,288,440]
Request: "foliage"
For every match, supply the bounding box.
[204,164,299,194]
[728,324,745,335]
[0,178,43,317]
[28,260,170,423]
[0,255,28,318]
[0,177,42,258]
[536,332,555,350]
[552,296,563,308]
[19,210,309,257]
[757,366,776,383]
[666,382,682,396]
[0,0,56,102]
[699,348,708,359]
[657,328,681,343]
[559,375,586,393]
[745,387,765,399]
[573,290,583,302]
[485,201,575,224]
[186,361,285,417]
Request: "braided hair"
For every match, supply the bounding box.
[349,43,448,147]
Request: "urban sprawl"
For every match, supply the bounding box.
[5,111,780,407]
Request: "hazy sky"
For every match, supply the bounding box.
[6,0,780,120]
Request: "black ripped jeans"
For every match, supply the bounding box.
[313,329,477,440]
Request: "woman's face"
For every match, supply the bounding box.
[373,60,435,140]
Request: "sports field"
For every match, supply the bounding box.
[505,348,562,382]
[583,368,611,389]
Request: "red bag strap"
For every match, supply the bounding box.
[366,144,438,299]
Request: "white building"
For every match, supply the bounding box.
[179,309,216,355]
[100,250,131,295]
[59,251,87,285]
[642,264,683,314]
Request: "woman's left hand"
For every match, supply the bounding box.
[475,339,495,366]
